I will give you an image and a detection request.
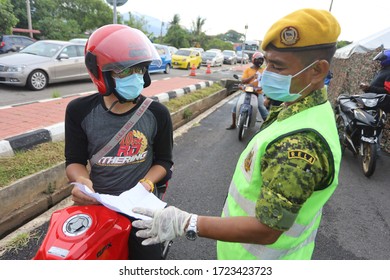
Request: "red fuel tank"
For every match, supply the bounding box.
[33,205,131,260]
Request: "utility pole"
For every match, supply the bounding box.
[160,21,165,43]
[26,0,33,38]
[241,24,248,65]
[113,0,117,24]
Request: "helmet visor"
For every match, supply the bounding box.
[373,51,385,62]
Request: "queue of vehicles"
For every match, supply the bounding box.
[0,34,251,91]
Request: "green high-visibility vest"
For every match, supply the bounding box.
[217,101,341,260]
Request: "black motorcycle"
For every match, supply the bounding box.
[233,74,260,141]
[335,92,387,177]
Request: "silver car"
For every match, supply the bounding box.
[201,50,224,67]
[0,40,90,90]
[236,50,249,64]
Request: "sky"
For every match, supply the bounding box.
[116,0,389,43]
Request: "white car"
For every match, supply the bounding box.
[0,40,90,90]
[69,38,88,45]
[201,50,224,67]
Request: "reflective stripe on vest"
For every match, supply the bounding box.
[224,180,323,238]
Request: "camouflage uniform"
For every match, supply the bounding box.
[256,88,334,231]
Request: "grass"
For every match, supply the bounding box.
[2,231,41,254]
[0,83,223,188]
[0,142,65,187]
[51,90,61,98]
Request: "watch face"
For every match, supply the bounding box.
[186,230,197,241]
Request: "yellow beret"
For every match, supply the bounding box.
[261,9,341,51]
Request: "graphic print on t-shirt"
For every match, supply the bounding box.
[97,130,148,166]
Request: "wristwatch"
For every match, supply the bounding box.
[185,214,198,241]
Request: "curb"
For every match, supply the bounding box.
[0,81,214,157]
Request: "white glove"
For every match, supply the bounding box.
[132,206,192,245]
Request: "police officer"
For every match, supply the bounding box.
[132,8,342,260]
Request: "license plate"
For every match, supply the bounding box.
[361,136,376,143]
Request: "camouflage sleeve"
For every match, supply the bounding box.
[255,131,331,231]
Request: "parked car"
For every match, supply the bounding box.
[167,46,178,56]
[201,50,224,67]
[236,50,249,64]
[191,47,204,53]
[222,50,238,65]
[0,35,35,54]
[69,38,88,45]
[0,40,89,90]
[207,49,222,53]
[171,48,202,69]
[149,43,172,74]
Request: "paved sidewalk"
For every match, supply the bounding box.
[0,63,247,156]
[0,76,213,156]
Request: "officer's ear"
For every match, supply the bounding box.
[311,60,329,84]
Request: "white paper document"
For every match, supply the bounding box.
[72,182,167,220]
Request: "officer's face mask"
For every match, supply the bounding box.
[113,73,144,101]
[260,60,318,102]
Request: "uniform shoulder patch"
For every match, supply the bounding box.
[287,150,316,164]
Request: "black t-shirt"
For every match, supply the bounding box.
[65,94,173,195]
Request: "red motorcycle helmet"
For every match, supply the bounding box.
[252,51,264,67]
[85,24,161,95]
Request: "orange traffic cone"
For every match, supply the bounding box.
[206,60,212,74]
[189,64,196,76]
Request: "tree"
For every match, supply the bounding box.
[170,14,181,26]
[163,14,191,48]
[191,16,206,48]
[337,40,352,49]
[54,0,112,33]
[10,0,27,29]
[0,0,18,34]
[164,24,191,48]
[204,37,233,51]
[124,12,150,36]
[37,18,81,40]
[221,30,245,43]
[12,0,113,39]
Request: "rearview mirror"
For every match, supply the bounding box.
[58,53,69,60]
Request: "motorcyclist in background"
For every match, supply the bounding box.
[226,52,269,129]
[359,49,390,153]
[359,49,390,95]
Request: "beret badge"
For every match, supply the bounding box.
[280,26,299,46]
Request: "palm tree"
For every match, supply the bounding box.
[170,14,181,26]
[192,16,206,37]
[192,16,206,48]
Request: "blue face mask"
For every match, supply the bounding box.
[114,73,144,101]
[260,60,318,102]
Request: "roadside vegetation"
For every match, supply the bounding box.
[0,83,223,188]
[1,1,353,53]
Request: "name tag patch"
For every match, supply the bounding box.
[288,150,316,164]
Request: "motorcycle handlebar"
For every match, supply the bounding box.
[238,84,262,91]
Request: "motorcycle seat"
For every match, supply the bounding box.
[339,98,358,111]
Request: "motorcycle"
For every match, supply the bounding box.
[33,183,171,260]
[335,92,387,177]
[233,74,261,141]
